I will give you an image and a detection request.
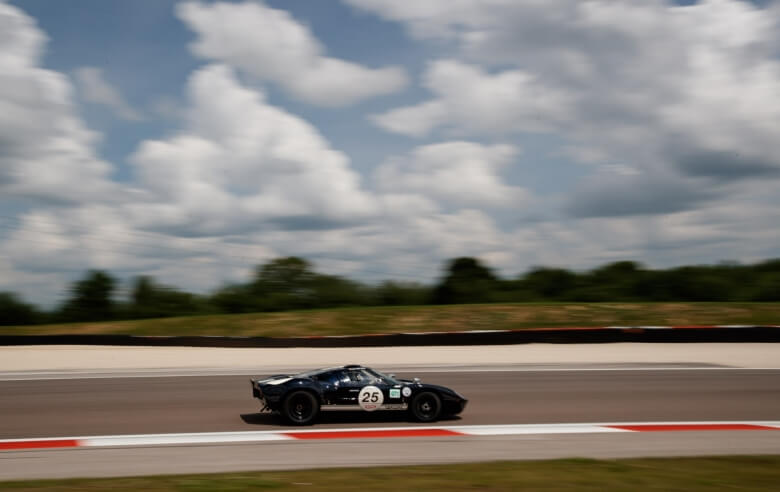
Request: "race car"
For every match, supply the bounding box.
[250,364,467,425]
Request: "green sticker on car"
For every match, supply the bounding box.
[389,388,401,398]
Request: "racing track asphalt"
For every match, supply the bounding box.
[1,369,779,480]
[2,369,779,439]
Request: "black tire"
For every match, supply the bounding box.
[410,391,442,422]
[282,390,319,425]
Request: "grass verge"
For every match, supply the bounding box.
[2,302,779,338]
[2,456,780,491]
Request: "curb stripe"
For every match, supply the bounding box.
[608,423,777,432]
[82,433,291,447]
[2,421,779,452]
[454,424,629,435]
[283,428,463,440]
[0,439,79,451]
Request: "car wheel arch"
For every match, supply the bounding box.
[410,390,443,422]
[283,386,322,404]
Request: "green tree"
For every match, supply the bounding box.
[753,258,780,273]
[750,272,780,301]
[132,276,156,307]
[568,261,644,301]
[128,275,205,319]
[251,257,317,310]
[310,274,368,308]
[210,285,256,313]
[373,281,432,306]
[434,257,499,304]
[0,292,39,325]
[521,267,578,300]
[59,270,116,322]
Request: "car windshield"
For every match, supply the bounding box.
[365,368,399,384]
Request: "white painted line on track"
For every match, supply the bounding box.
[450,424,630,435]
[82,432,293,447]
[753,422,780,429]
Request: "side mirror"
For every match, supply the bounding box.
[413,377,421,384]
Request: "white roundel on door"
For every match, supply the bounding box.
[358,385,384,411]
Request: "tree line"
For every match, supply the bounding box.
[1,256,779,326]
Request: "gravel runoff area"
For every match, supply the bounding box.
[0,343,778,373]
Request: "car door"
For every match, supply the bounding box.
[319,370,356,405]
[333,369,385,407]
[315,370,347,406]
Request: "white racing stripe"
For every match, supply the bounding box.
[256,377,293,386]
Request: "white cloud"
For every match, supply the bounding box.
[245,208,509,281]
[344,0,496,41]
[0,2,119,204]
[406,209,505,259]
[127,63,378,235]
[355,0,780,216]
[3,0,780,307]
[379,193,440,218]
[375,141,530,208]
[0,206,281,306]
[176,1,408,106]
[74,66,143,121]
[372,60,572,137]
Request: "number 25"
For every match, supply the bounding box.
[362,391,379,402]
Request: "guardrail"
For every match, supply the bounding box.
[1,325,778,347]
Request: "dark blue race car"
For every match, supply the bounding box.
[250,364,467,425]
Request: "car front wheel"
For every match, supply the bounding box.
[410,391,442,422]
[282,390,319,425]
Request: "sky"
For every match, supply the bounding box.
[1,0,779,307]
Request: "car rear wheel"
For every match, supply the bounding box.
[410,391,442,422]
[282,390,319,425]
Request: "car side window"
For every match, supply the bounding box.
[348,369,378,384]
[322,370,350,385]
[347,370,361,383]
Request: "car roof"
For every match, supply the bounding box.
[313,364,367,371]
[295,365,366,377]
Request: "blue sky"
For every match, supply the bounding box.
[1,0,779,306]
[12,0,432,178]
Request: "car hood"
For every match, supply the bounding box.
[396,380,467,401]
